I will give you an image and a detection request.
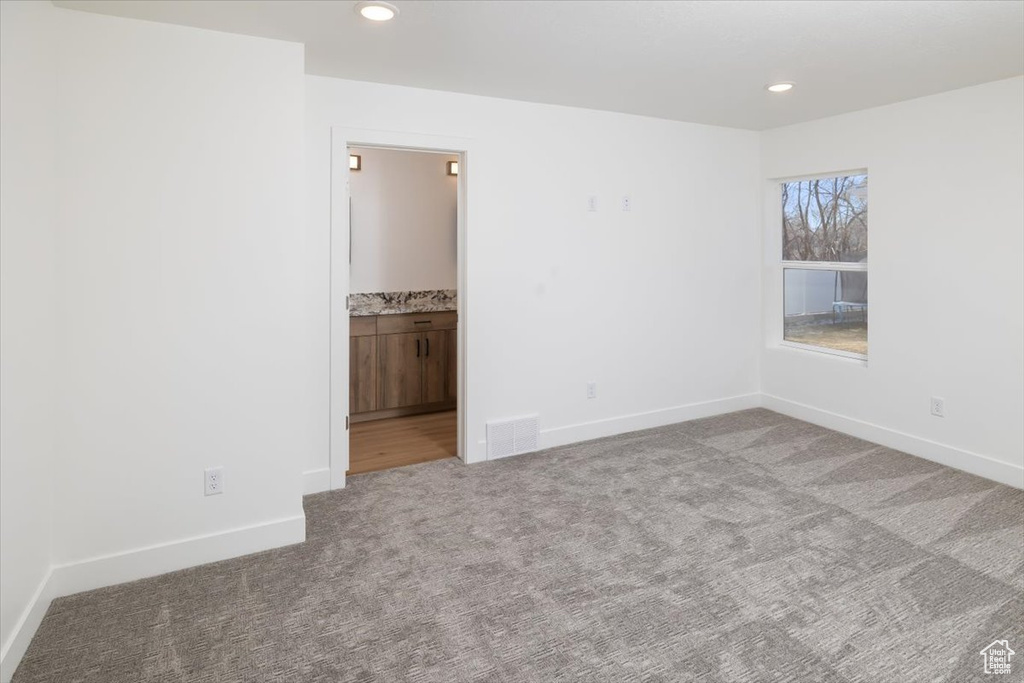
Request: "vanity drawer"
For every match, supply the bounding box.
[376,311,457,334]
[350,316,378,337]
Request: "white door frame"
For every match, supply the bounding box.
[329,127,473,489]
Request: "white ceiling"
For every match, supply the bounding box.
[52,0,1024,130]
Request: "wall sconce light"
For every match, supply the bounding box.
[349,154,362,171]
[446,160,459,176]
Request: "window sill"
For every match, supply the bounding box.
[776,340,868,365]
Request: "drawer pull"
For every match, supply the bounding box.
[414,320,432,325]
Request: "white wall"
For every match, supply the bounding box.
[306,77,763,474]
[0,1,58,673]
[761,77,1024,486]
[49,11,308,571]
[349,147,458,293]
[2,9,311,677]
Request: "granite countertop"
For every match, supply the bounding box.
[350,289,457,316]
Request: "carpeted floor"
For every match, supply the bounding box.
[14,409,1024,682]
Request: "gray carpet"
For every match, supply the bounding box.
[14,409,1024,682]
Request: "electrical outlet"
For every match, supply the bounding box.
[587,382,597,399]
[587,195,598,212]
[621,195,632,212]
[205,467,224,496]
[930,397,945,418]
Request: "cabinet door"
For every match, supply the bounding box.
[422,330,447,405]
[445,328,457,402]
[349,335,377,414]
[379,332,423,409]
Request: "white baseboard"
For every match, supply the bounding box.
[762,394,1024,489]
[539,393,763,452]
[1,569,53,683]
[49,514,306,598]
[0,514,305,682]
[302,468,331,495]
[5,394,1017,681]
[327,466,347,491]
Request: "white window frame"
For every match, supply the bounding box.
[776,171,868,362]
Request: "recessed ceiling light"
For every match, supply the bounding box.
[355,1,399,21]
[766,82,795,93]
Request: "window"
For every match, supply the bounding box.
[781,174,867,357]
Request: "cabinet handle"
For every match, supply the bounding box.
[425,338,430,356]
[414,320,431,325]
[416,339,420,357]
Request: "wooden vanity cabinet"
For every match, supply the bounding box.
[421,330,448,405]
[350,312,456,422]
[349,316,378,414]
[379,332,424,409]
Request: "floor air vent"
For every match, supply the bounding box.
[486,415,539,460]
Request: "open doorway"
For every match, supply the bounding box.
[344,145,460,476]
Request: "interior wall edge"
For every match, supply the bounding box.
[5,386,1020,680]
[302,468,332,496]
[0,513,306,680]
[0,568,53,683]
[762,393,1024,489]
[474,391,1021,489]
[536,393,764,453]
[48,514,307,600]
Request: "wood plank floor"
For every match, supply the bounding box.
[349,410,457,475]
